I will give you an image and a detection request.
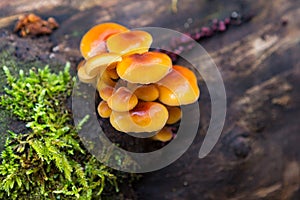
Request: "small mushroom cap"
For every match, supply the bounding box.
[166,106,182,124]
[151,126,173,142]
[28,13,41,22]
[96,70,116,91]
[84,52,122,77]
[99,86,114,101]
[97,101,112,118]
[110,101,168,133]
[77,60,97,84]
[109,115,123,132]
[134,84,159,101]
[80,23,128,59]
[106,65,119,80]
[107,87,138,112]
[116,52,172,84]
[157,65,200,106]
[106,30,152,55]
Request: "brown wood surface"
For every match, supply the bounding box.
[0,0,299,199]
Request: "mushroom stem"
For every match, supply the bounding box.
[77,60,97,84]
[84,52,122,77]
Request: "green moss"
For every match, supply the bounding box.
[0,63,120,199]
[0,48,64,150]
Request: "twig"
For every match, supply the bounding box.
[0,14,21,29]
[171,0,178,13]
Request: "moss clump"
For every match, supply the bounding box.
[0,63,119,199]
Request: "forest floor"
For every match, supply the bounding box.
[0,0,299,199]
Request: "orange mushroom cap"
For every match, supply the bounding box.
[96,70,116,92]
[166,106,182,124]
[97,101,112,118]
[151,126,173,142]
[110,101,169,133]
[107,87,138,112]
[106,30,152,55]
[157,65,200,106]
[99,86,114,101]
[116,52,172,84]
[80,23,128,59]
[134,84,159,101]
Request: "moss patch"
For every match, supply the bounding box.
[0,62,119,199]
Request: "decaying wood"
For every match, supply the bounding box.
[0,0,299,199]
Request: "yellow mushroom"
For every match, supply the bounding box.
[77,60,97,84]
[151,126,173,142]
[80,23,128,59]
[110,101,169,133]
[99,86,114,101]
[157,65,200,106]
[96,70,116,92]
[83,52,122,77]
[106,65,119,80]
[116,52,172,84]
[97,101,112,118]
[106,30,152,55]
[134,84,159,101]
[107,87,138,112]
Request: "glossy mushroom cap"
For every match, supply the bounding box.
[77,60,97,84]
[99,86,114,101]
[151,127,173,142]
[80,23,128,59]
[157,65,200,106]
[106,30,152,55]
[107,87,138,112]
[116,52,172,84]
[134,84,159,101]
[166,106,182,124]
[97,101,112,118]
[96,70,116,92]
[110,101,169,133]
[83,52,122,77]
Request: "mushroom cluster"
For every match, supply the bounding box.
[14,13,59,37]
[77,22,200,142]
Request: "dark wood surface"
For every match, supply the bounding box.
[0,0,299,199]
